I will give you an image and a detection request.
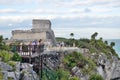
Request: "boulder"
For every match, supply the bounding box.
[0,62,13,71]
[72,66,83,78]
[20,69,38,80]
[8,72,20,80]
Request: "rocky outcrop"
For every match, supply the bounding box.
[111,61,120,80]
[0,62,38,80]
[95,53,119,80]
[70,52,119,80]
[0,62,13,71]
[72,66,83,78]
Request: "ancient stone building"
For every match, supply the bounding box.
[6,19,56,46]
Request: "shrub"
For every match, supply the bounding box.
[79,38,90,43]
[8,77,13,80]
[89,73,104,80]
[0,50,12,62]
[56,69,70,80]
[69,76,79,80]
[63,52,96,75]
[12,52,22,61]
[0,72,3,80]
[7,61,16,67]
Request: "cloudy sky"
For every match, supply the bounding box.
[0,0,120,39]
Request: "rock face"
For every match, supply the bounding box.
[0,62,13,71]
[96,53,119,80]
[20,63,38,80]
[111,61,120,80]
[0,61,38,80]
[6,19,56,46]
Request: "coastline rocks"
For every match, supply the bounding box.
[20,69,38,80]
[0,62,13,71]
[111,61,120,80]
[8,72,19,80]
[0,61,38,80]
[72,66,83,77]
[72,66,88,80]
[96,53,119,80]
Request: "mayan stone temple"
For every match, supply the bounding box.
[7,19,56,46]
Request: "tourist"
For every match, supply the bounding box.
[32,40,37,53]
[37,39,44,54]
[28,41,32,53]
[19,42,23,53]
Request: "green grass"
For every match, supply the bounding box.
[89,73,104,80]
[0,72,3,80]
[63,52,96,75]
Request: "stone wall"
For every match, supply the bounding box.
[11,31,47,41]
[32,19,51,30]
[7,19,56,46]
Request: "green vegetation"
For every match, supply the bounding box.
[110,42,115,48]
[89,73,104,80]
[0,32,118,80]
[0,35,10,51]
[0,50,12,62]
[7,61,16,67]
[8,77,14,80]
[56,69,70,80]
[56,32,118,58]
[91,32,98,40]
[55,32,119,79]
[63,52,96,75]
[0,72,3,80]
[69,76,79,80]
[12,52,22,61]
[0,35,12,62]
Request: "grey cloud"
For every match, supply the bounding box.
[0,0,44,5]
[84,8,91,13]
[51,16,120,28]
[0,16,120,39]
[0,0,120,8]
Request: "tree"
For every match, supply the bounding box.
[5,38,8,40]
[104,41,108,45]
[12,52,22,61]
[0,35,3,43]
[70,33,74,38]
[91,32,98,39]
[69,33,75,46]
[110,42,115,47]
[99,37,103,41]
[0,35,10,51]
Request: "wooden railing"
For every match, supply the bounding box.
[10,44,44,56]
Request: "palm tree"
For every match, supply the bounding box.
[70,33,74,39]
[0,35,3,43]
[110,42,115,47]
[104,41,108,45]
[69,33,75,46]
[99,37,103,41]
[91,32,98,40]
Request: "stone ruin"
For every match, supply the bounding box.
[6,19,56,46]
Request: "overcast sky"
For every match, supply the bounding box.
[0,0,120,39]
